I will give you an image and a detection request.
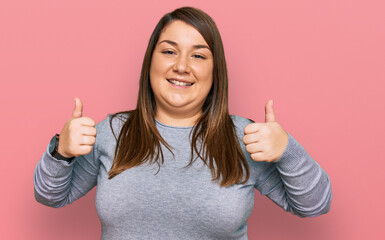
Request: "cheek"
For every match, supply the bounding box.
[150,53,174,78]
[192,60,213,81]
[199,64,213,87]
[150,57,160,80]
[149,56,164,89]
[149,69,159,96]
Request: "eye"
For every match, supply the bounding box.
[162,50,175,55]
[193,54,206,59]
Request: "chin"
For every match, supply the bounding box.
[165,96,190,107]
[167,101,190,109]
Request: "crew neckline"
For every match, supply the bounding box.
[155,118,195,129]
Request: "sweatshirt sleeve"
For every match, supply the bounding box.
[33,119,106,208]
[232,115,332,217]
[255,133,332,217]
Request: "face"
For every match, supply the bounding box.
[150,20,214,121]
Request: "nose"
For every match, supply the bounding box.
[173,54,190,74]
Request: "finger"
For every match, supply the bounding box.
[79,135,96,146]
[72,97,83,118]
[244,123,263,135]
[265,99,276,122]
[243,132,260,145]
[79,117,96,127]
[250,152,266,162]
[245,142,264,154]
[81,126,97,136]
[77,145,94,156]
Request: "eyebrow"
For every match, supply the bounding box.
[158,39,210,50]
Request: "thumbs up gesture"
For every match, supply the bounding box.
[57,97,97,158]
[243,100,289,162]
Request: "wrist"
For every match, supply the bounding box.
[49,134,75,163]
[57,144,73,158]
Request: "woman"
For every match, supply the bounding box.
[34,6,332,239]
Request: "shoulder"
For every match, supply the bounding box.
[230,115,254,138]
[230,115,254,127]
[95,111,131,141]
[230,115,272,174]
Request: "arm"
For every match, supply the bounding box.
[33,98,105,208]
[234,99,332,217]
[33,132,101,208]
[253,133,332,217]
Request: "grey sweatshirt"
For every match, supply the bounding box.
[33,114,332,240]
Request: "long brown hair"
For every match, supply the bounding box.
[108,7,250,187]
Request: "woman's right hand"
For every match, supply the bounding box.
[57,97,97,158]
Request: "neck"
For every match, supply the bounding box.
[155,107,202,127]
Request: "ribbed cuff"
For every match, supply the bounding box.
[42,143,75,176]
[274,133,306,172]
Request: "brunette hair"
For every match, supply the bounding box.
[108,6,250,187]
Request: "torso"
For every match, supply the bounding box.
[94,114,263,240]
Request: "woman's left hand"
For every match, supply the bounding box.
[243,100,289,162]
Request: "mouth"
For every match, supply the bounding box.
[167,79,194,87]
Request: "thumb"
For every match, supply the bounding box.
[72,97,83,118]
[265,99,276,122]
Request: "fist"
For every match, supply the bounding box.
[57,97,97,158]
[243,100,289,162]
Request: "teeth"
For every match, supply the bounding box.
[168,79,193,86]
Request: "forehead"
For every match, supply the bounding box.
[158,20,209,47]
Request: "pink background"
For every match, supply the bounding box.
[1,0,384,239]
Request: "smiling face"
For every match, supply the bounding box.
[149,20,214,126]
